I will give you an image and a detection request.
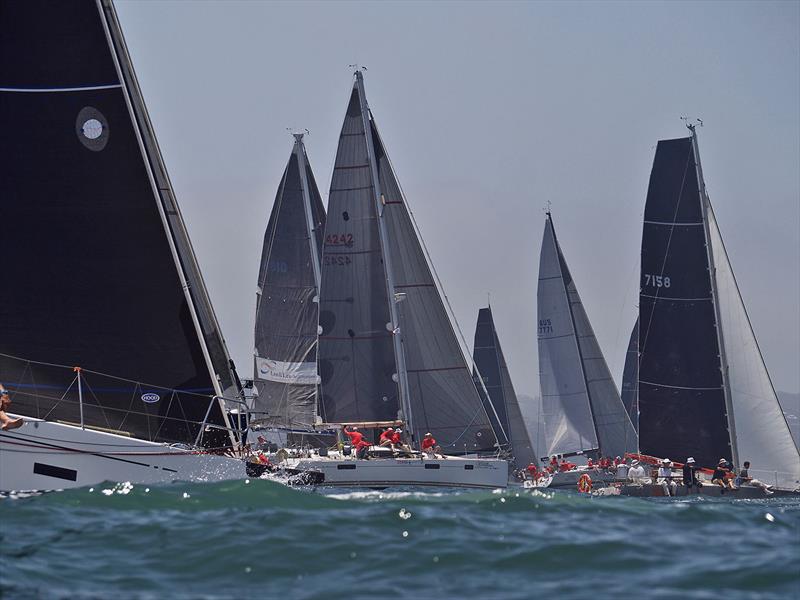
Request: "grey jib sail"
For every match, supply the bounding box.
[0,0,236,447]
[620,318,639,433]
[318,72,500,452]
[253,134,326,429]
[473,307,536,469]
[538,213,637,459]
[639,128,799,488]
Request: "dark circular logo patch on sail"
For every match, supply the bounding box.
[76,106,110,151]
[318,359,334,384]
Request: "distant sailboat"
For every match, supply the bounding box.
[637,125,800,491]
[473,306,537,472]
[620,318,639,433]
[282,71,507,488]
[537,213,638,462]
[0,0,244,491]
[252,133,326,432]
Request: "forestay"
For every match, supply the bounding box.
[253,135,326,429]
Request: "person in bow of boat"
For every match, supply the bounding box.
[342,425,371,459]
[734,461,773,495]
[682,457,700,492]
[628,459,646,483]
[615,458,630,479]
[0,385,24,431]
[658,458,677,496]
[712,459,735,493]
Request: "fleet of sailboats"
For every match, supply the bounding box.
[1,1,797,495]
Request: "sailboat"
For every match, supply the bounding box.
[250,133,328,446]
[472,306,537,475]
[278,71,508,488]
[536,212,639,488]
[0,0,245,491]
[636,124,800,493]
[620,318,639,433]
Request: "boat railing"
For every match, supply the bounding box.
[0,352,247,449]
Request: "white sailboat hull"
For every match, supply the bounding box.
[0,415,246,492]
[282,454,508,489]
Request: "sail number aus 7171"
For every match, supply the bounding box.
[538,319,553,335]
[643,274,671,288]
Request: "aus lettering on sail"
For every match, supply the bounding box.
[255,357,320,385]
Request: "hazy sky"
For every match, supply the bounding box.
[116,0,800,396]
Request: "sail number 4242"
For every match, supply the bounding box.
[643,274,671,288]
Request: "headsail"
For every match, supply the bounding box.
[473,307,536,469]
[318,72,500,452]
[0,0,235,447]
[538,213,637,459]
[253,134,326,429]
[620,318,639,433]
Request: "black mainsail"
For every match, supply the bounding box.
[0,0,237,447]
[638,127,799,488]
[620,318,639,433]
[473,307,536,470]
[318,72,501,452]
[537,213,638,460]
[253,134,325,429]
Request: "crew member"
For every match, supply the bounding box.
[628,459,646,483]
[343,425,371,459]
[682,457,700,492]
[379,427,395,447]
[712,459,734,493]
[526,463,538,480]
[734,460,773,495]
[658,458,677,496]
[421,432,439,456]
[0,386,23,431]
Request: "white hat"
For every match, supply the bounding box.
[662,458,670,464]
[686,457,696,464]
[631,459,639,465]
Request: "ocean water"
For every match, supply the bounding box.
[1,481,798,600]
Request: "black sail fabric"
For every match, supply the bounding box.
[638,136,730,467]
[620,318,639,433]
[253,138,325,428]
[317,85,399,425]
[372,123,500,452]
[473,307,535,468]
[0,0,231,446]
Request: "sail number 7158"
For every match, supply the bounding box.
[643,274,671,288]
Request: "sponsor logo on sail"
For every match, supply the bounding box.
[141,392,160,403]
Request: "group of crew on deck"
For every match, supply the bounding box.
[342,425,442,459]
[522,454,774,495]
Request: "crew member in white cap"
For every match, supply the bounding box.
[628,459,646,483]
[682,457,700,492]
[658,458,677,496]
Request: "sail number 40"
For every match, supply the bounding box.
[643,274,671,288]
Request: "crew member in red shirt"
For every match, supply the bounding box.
[587,458,595,469]
[549,456,559,470]
[390,428,404,446]
[421,432,439,456]
[379,427,395,447]
[343,425,371,459]
[526,463,538,480]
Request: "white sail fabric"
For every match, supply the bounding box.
[707,205,800,490]
[538,217,598,456]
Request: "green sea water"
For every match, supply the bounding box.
[1,480,798,599]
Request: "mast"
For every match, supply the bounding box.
[354,71,414,440]
[690,124,738,467]
[294,133,322,291]
[548,212,601,454]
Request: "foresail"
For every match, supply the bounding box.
[317,84,398,425]
[707,205,800,490]
[638,136,731,468]
[474,308,536,469]
[620,318,639,433]
[0,0,231,446]
[253,137,325,429]
[372,120,500,452]
[537,216,598,456]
